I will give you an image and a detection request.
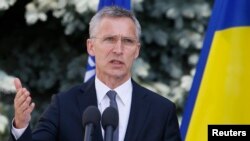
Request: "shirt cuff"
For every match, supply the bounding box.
[11,119,28,140]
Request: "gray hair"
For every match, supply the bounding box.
[89,6,141,40]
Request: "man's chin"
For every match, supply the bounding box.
[107,71,128,79]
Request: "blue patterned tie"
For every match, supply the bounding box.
[106,90,119,141]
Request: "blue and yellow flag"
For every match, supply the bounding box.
[181,0,250,140]
[84,0,131,82]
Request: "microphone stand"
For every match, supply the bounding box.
[104,126,114,141]
[84,123,94,141]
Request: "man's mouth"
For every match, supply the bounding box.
[110,60,123,65]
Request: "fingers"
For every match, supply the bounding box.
[14,88,30,108]
[14,78,22,91]
[21,101,35,117]
[19,94,31,112]
[14,78,24,100]
[25,102,35,114]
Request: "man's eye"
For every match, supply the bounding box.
[123,38,134,44]
[104,37,115,42]
[123,38,136,45]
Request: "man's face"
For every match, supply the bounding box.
[87,17,140,81]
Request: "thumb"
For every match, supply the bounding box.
[14,78,22,91]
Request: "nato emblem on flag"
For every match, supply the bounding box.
[84,0,131,82]
[84,55,96,82]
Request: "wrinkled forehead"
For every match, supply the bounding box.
[99,16,136,27]
[95,16,137,36]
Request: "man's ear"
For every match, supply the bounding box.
[87,39,95,56]
[134,43,141,59]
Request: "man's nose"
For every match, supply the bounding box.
[113,38,123,54]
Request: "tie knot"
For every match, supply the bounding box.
[106,90,117,101]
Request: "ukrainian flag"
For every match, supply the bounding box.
[181,0,250,140]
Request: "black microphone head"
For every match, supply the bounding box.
[82,106,101,127]
[101,106,119,130]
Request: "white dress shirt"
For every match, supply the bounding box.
[12,77,133,141]
[95,77,132,141]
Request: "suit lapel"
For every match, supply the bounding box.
[76,78,103,141]
[124,80,151,141]
[76,78,97,115]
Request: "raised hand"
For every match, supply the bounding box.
[13,78,35,128]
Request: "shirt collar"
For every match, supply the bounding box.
[95,76,132,106]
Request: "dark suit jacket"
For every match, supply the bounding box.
[9,78,181,141]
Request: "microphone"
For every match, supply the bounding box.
[101,106,119,141]
[82,106,101,141]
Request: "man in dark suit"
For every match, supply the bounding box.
[9,6,181,141]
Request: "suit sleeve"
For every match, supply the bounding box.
[32,94,59,140]
[164,103,182,141]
